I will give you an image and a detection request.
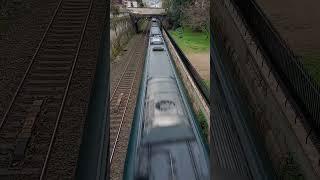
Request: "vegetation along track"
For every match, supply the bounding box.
[0,0,94,179]
[109,23,149,178]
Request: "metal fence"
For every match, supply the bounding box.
[230,0,320,136]
[210,24,278,179]
[163,28,210,105]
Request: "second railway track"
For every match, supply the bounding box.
[0,0,94,179]
[109,22,149,179]
[110,35,147,162]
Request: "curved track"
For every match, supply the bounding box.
[0,0,93,178]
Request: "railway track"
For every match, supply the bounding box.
[0,0,94,179]
[109,22,148,178]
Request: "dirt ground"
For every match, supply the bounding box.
[186,52,210,81]
[255,0,320,54]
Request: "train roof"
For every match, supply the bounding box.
[150,26,161,36]
[151,22,159,27]
[125,22,209,180]
[134,33,209,179]
[150,36,164,45]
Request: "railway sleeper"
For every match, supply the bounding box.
[110,122,121,129]
[49,26,81,31]
[56,17,85,21]
[44,43,78,48]
[25,83,67,89]
[39,54,75,59]
[55,14,85,18]
[21,90,65,96]
[50,30,82,35]
[35,63,73,69]
[44,42,78,48]
[53,22,84,27]
[30,69,71,74]
[29,74,68,81]
[63,0,89,4]
[46,34,81,39]
[61,8,89,13]
[32,66,71,71]
[113,93,124,113]
[25,79,66,84]
[63,4,89,9]
[40,48,76,54]
[0,168,40,175]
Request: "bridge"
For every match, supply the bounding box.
[126,7,166,17]
[126,7,166,32]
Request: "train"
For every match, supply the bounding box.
[123,19,209,180]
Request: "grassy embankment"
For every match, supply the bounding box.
[169,27,210,53]
[169,27,210,144]
[169,27,210,87]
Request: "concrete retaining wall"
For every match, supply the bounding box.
[110,15,135,60]
[162,29,210,129]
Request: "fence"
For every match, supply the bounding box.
[230,0,320,140]
[163,28,210,105]
[211,0,320,178]
[210,25,280,179]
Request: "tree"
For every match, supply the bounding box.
[111,5,120,16]
[181,0,209,33]
[136,0,144,7]
[162,0,191,29]
[162,0,209,33]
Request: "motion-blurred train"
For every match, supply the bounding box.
[123,18,209,180]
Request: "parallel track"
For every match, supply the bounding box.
[109,24,148,164]
[0,0,93,178]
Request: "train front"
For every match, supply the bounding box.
[124,21,209,180]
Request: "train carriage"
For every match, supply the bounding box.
[124,20,209,180]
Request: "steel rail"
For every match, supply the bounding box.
[0,0,64,130]
[110,41,138,101]
[39,0,94,178]
[109,53,141,163]
[110,20,150,101]
[110,23,148,163]
[111,21,149,101]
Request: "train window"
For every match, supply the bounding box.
[150,37,163,45]
[155,100,175,112]
[150,27,161,35]
[152,47,164,51]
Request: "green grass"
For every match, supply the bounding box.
[197,111,209,144]
[203,80,210,88]
[302,53,320,85]
[169,27,210,53]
